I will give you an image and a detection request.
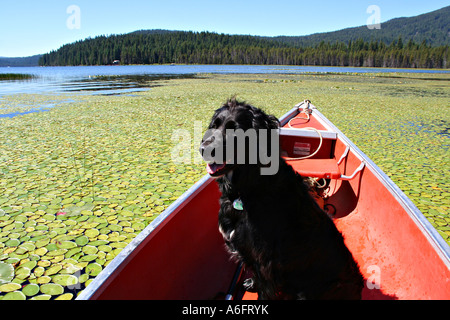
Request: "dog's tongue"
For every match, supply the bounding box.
[207,163,226,175]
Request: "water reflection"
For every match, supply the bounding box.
[60,74,197,95]
[1,65,448,96]
[404,119,450,138]
[0,105,55,118]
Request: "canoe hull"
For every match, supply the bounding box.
[78,102,450,300]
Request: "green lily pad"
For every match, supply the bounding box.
[85,262,102,276]
[30,294,52,300]
[2,291,26,300]
[75,235,89,246]
[47,248,68,257]
[0,282,22,292]
[108,224,122,232]
[33,266,45,277]
[55,293,74,300]
[22,283,40,296]
[37,260,51,268]
[5,238,20,247]
[42,214,56,221]
[0,262,14,284]
[85,229,100,238]
[20,242,36,251]
[44,264,62,276]
[52,274,79,287]
[82,245,98,255]
[98,245,112,253]
[40,283,64,295]
[61,198,75,205]
[65,247,81,258]
[78,273,90,284]
[57,241,77,249]
[34,247,48,256]
[89,240,109,246]
[35,238,50,248]
[79,254,97,262]
[37,276,52,284]
[15,267,31,280]
[20,260,37,270]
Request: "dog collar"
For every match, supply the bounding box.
[233,198,244,211]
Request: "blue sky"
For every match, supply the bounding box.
[0,0,448,57]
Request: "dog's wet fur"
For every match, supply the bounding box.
[200,99,364,299]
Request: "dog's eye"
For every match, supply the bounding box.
[211,118,222,129]
[225,121,237,130]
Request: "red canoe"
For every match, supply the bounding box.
[77,101,450,300]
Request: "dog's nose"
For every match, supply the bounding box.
[199,142,216,159]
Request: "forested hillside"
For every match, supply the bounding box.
[38,31,448,68]
[272,5,449,47]
[39,6,449,68]
[0,55,41,67]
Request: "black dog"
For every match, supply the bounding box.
[200,99,364,300]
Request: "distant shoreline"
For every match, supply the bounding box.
[2,64,449,72]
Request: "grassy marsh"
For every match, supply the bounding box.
[0,73,36,81]
[0,72,448,299]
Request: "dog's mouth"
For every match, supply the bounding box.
[206,162,233,177]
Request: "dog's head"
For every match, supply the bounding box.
[200,98,280,178]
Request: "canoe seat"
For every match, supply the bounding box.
[284,146,365,180]
[286,158,342,179]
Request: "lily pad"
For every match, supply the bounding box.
[21,260,37,270]
[22,283,40,296]
[34,247,48,256]
[40,283,64,295]
[37,260,51,268]
[61,198,75,205]
[79,254,97,262]
[0,262,14,284]
[0,282,22,293]
[5,239,20,247]
[44,264,62,276]
[65,247,81,258]
[37,276,52,284]
[82,245,98,255]
[85,262,102,276]
[47,248,68,257]
[57,241,77,249]
[75,235,89,246]
[52,274,79,287]
[55,293,74,300]
[2,291,26,300]
[33,266,45,277]
[85,229,100,238]
[30,294,52,300]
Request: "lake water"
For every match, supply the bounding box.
[0,64,449,96]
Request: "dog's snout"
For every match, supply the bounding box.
[200,135,213,156]
[200,129,220,158]
[200,142,216,160]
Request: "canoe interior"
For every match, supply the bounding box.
[80,104,450,300]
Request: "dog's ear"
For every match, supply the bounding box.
[266,114,280,130]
